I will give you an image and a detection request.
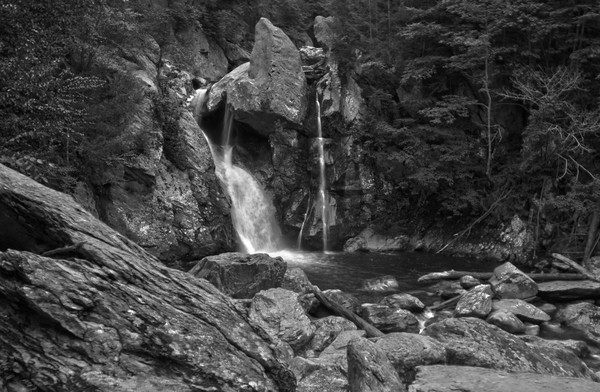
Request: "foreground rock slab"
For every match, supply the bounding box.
[422,317,595,379]
[537,280,600,300]
[0,164,294,392]
[409,365,600,392]
[188,252,286,298]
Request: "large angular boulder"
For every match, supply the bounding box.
[0,164,293,391]
[361,304,419,333]
[249,288,315,351]
[371,333,446,380]
[313,16,336,51]
[423,317,596,379]
[379,293,425,312]
[281,267,313,294]
[554,302,600,345]
[306,316,357,354]
[491,299,551,323]
[289,356,347,392]
[454,284,493,318]
[410,365,600,392]
[360,275,400,292]
[319,330,367,371]
[347,337,405,392]
[208,18,308,135]
[188,252,286,298]
[486,310,526,334]
[489,262,538,299]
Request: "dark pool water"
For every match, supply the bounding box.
[270,250,600,372]
[271,250,500,301]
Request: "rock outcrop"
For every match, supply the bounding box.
[188,252,286,298]
[0,164,294,391]
[208,18,308,135]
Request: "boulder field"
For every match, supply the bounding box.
[2,162,600,391]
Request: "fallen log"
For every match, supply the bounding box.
[429,294,461,311]
[551,253,600,283]
[310,285,384,338]
[418,270,587,284]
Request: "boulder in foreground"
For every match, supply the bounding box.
[0,164,294,391]
[410,365,600,392]
[188,252,286,298]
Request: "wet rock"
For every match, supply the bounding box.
[430,280,466,299]
[344,227,409,253]
[410,365,600,392]
[371,333,446,380]
[289,356,347,392]
[347,338,405,392]
[281,267,313,294]
[520,335,590,359]
[299,293,321,315]
[300,46,326,65]
[537,280,600,301]
[554,302,600,345]
[208,18,307,135]
[101,110,233,268]
[0,164,294,391]
[306,316,357,354]
[188,252,286,299]
[491,299,551,323]
[360,275,400,293]
[486,310,526,334]
[361,304,420,333]
[454,284,493,318]
[379,293,425,312]
[249,288,315,352]
[320,330,367,371]
[424,310,453,328]
[489,262,538,299]
[459,275,481,289]
[535,301,558,317]
[323,289,361,314]
[423,317,596,378]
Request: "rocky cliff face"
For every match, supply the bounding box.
[59,7,531,261]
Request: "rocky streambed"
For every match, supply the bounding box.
[192,250,600,392]
[2,161,600,392]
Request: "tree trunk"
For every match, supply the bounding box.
[583,209,599,268]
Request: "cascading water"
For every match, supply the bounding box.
[192,90,282,253]
[316,95,330,251]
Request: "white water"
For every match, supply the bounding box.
[194,98,282,254]
[316,97,329,251]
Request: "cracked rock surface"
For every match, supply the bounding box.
[0,164,295,392]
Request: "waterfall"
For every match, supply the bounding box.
[316,96,330,251]
[192,93,282,254]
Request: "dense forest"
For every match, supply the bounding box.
[1,0,599,261]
